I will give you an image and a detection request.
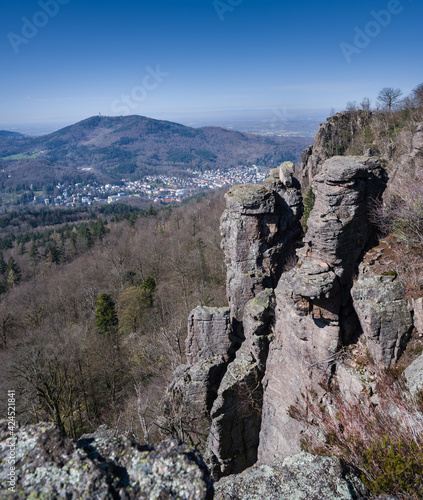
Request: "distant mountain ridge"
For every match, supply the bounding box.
[0,115,311,189]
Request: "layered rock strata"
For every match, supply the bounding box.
[163,307,233,449]
[300,111,373,188]
[258,156,388,462]
[206,289,275,478]
[220,166,302,330]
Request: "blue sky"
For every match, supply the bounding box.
[1,0,422,128]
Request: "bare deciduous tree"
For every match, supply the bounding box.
[377,87,403,112]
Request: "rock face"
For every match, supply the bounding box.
[186,306,235,364]
[206,289,275,478]
[258,156,388,462]
[404,353,423,396]
[163,307,233,450]
[214,452,370,500]
[220,168,302,328]
[352,273,413,366]
[0,421,213,499]
[300,111,373,188]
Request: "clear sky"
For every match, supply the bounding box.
[1,0,422,128]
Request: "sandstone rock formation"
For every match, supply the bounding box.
[163,307,233,449]
[300,111,373,188]
[206,289,275,478]
[0,421,213,499]
[220,167,302,329]
[404,353,423,396]
[258,156,388,462]
[352,273,412,367]
[164,124,423,493]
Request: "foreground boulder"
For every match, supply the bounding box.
[0,421,213,499]
[214,452,370,500]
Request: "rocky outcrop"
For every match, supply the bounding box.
[300,111,373,188]
[206,290,275,478]
[186,306,235,364]
[386,123,423,197]
[352,273,412,367]
[404,353,423,396]
[214,452,370,500]
[163,307,233,450]
[0,421,213,499]
[258,156,388,462]
[220,166,302,329]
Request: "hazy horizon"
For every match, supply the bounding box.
[1,0,422,129]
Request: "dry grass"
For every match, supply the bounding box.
[290,360,423,498]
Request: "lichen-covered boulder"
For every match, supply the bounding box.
[214,452,370,500]
[0,421,213,499]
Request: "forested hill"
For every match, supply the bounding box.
[0,115,311,188]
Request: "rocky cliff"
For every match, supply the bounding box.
[167,122,423,495]
[3,118,422,498]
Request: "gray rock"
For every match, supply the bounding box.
[412,297,423,333]
[205,290,275,478]
[403,353,423,396]
[214,452,370,500]
[258,156,387,462]
[299,111,373,188]
[163,357,228,449]
[206,348,262,478]
[0,421,213,499]
[220,176,302,326]
[186,306,234,364]
[352,274,413,366]
[243,288,275,372]
[162,307,234,451]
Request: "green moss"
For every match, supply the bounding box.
[301,187,315,231]
[381,270,397,277]
[361,436,423,497]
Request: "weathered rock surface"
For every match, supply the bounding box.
[258,156,388,462]
[352,273,413,366]
[186,306,235,364]
[385,123,423,199]
[300,111,373,188]
[412,297,423,333]
[403,353,423,396]
[214,452,370,500]
[220,169,302,327]
[163,307,233,450]
[0,421,213,499]
[206,290,275,478]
